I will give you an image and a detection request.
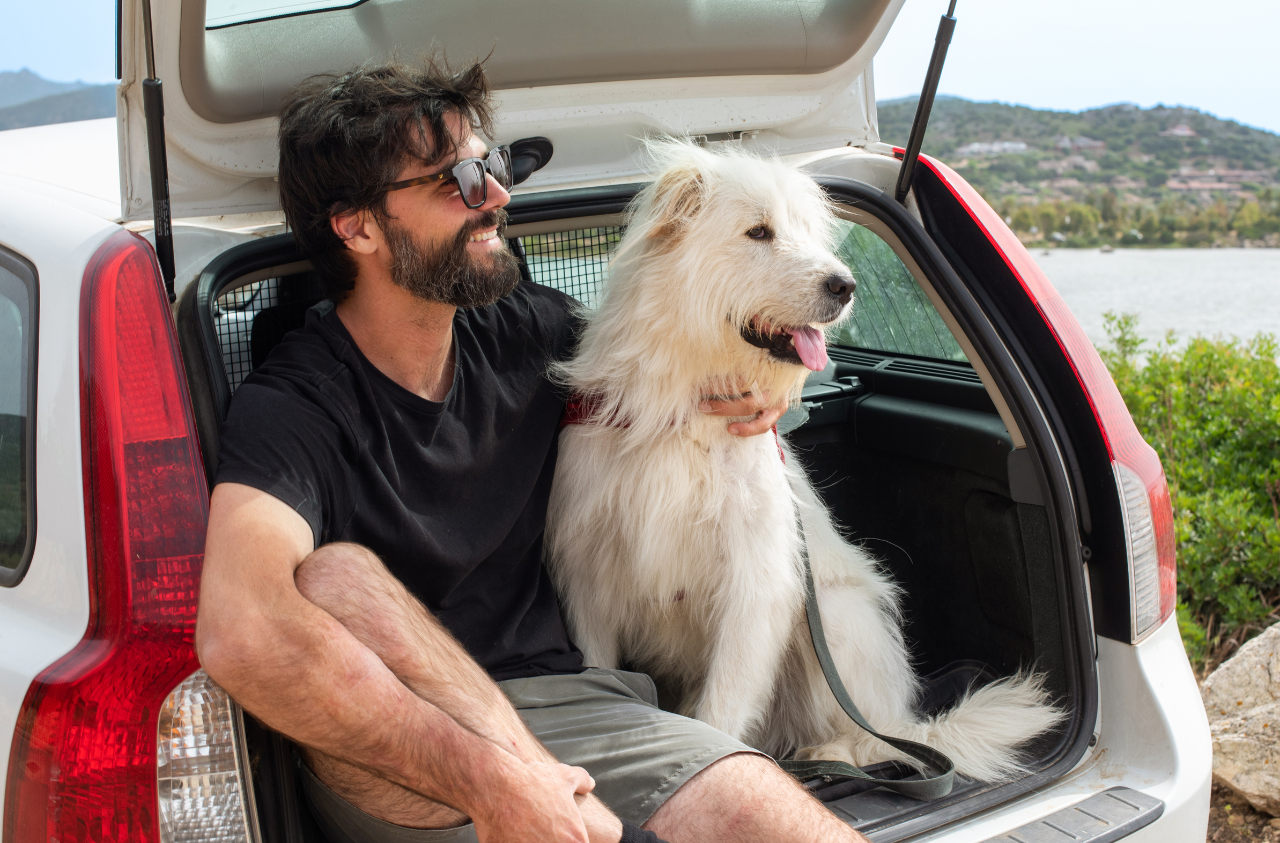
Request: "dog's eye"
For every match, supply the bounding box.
[746,225,773,240]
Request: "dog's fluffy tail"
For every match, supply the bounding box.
[918,672,1066,783]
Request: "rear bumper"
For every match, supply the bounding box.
[911,616,1210,842]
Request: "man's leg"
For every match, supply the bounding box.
[293,542,622,840]
[644,754,867,843]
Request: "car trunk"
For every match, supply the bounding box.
[173,147,1097,841]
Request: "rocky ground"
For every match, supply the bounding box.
[1209,783,1280,842]
[1201,622,1280,842]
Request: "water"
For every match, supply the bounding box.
[1036,249,1280,351]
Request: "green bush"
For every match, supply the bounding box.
[1100,314,1280,671]
[1000,189,1280,247]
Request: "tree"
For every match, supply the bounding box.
[1037,207,1058,237]
[1100,189,1119,223]
[1232,201,1263,239]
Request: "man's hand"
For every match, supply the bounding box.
[699,390,787,437]
[470,761,597,843]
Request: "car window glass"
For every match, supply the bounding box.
[517,222,966,363]
[829,221,967,363]
[205,0,362,28]
[0,261,33,576]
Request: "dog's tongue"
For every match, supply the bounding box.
[790,326,828,372]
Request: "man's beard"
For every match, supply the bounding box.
[383,208,521,308]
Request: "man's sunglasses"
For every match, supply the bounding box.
[383,146,513,209]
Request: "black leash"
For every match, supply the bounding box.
[778,514,956,801]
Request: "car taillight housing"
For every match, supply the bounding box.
[157,670,258,843]
[3,231,256,843]
[912,154,1176,643]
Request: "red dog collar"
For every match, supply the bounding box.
[560,395,784,463]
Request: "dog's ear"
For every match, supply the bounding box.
[647,161,705,242]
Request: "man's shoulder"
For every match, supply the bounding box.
[228,305,357,420]
[506,278,578,322]
[248,305,349,382]
[465,279,582,355]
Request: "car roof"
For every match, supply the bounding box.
[0,119,121,221]
[119,0,905,222]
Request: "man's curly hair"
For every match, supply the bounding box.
[277,60,495,302]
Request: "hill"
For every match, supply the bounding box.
[0,85,115,132]
[0,68,93,109]
[878,97,1280,247]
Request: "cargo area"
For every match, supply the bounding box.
[173,172,1093,841]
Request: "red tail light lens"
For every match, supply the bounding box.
[3,230,208,843]
[910,153,1176,642]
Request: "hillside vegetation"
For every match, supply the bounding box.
[0,68,93,109]
[0,86,115,132]
[0,70,114,131]
[879,97,1280,247]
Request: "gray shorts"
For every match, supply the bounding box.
[300,668,762,842]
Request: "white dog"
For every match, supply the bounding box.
[545,141,1062,783]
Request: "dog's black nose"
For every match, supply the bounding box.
[825,274,856,305]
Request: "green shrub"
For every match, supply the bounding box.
[1100,314,1280,671]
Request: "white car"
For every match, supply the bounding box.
[0,0,1210,841]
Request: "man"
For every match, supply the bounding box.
[196,60,867,843]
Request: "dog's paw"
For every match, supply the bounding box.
[794,742,859,766]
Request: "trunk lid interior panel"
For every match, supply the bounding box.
[118,0,904,221]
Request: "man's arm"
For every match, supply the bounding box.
[196,482,598,843]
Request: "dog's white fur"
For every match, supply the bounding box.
[545,141,1063,782]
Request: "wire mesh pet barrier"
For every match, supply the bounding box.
[520,226,623,307]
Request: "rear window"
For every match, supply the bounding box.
[205,0,361,28]
[828,221,967,363]
[517,222,968,365]
[0,250,37,585]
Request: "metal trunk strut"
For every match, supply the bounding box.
[894,0,958,206]
[140,0,176,301]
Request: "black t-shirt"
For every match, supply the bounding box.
[215,280,585,681]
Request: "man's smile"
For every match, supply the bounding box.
[468,227,501,249]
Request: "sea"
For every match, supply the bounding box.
[1036,248,1280,352]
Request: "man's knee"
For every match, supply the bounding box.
[294,542,386,608]
[681,752,789,794]
[646,752,806,834]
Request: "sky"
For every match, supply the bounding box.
[4,0,1280,136]
[874,0,1280,135]
[5,0,116,85]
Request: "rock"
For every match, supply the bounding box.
[1203,623,1280,816]
[1270,817,1280,829]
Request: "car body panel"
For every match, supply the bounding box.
[0,182,118,804]
[0,119,121,221]
[117,0,903,221]
[897,619,1208,842]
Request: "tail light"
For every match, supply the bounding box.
[3,231,257,843]
[912,154,1176,643]
[157,671,258,843]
